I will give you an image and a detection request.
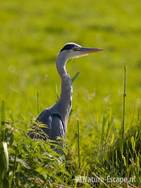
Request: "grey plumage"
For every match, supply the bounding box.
[28,42,102,142]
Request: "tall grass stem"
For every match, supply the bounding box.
[1,100,5,127]
[77,120,80,170]
[0,101,6,141]
[72,72,80,83]
[122,66,127,140]
[36,91,39,114]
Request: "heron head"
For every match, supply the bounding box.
[59,42,103,59]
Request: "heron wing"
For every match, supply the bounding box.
[50,114,65,140]
[36,109,65,140]
[36,110,52,128]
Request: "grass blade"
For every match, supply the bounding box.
[122,66,127,140]
[77,120,80,170]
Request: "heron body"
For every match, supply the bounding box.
[28,43,102,142]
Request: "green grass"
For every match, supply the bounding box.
[0,0,141,187]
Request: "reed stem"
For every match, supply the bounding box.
[77,120,80,170]
[122,66,127,140]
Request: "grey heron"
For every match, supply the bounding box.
[28,42,102,142]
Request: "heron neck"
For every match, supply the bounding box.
[56,54,72,122]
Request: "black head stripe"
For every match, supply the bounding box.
[60,44,77,52]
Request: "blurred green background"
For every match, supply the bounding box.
[0,0,141,187]
[0,0,141,125]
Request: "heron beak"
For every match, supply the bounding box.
[79,47,103,54]
[74,47,103,57]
